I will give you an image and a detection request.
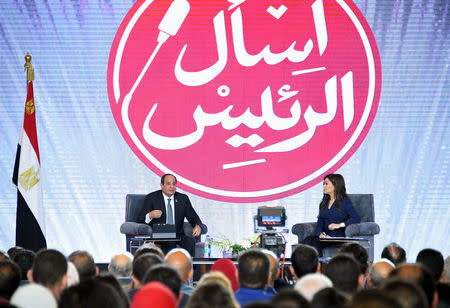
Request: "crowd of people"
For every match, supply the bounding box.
[0,241,448,308]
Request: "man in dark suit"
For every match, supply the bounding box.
[138,174,203,255]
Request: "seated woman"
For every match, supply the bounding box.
[303,174,361,255]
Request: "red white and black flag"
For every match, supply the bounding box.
[12,80,47,252]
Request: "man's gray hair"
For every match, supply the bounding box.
[294,273,333,301]
[109,253,133,277]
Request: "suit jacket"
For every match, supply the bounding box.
[138,190,202,235]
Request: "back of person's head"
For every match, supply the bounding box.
[271,288,310,308]
[0,251,8,261]
[389,263,436,308]
[325,254,361,295]
[109,253,133,277]
[66,261,79,287]
[443,256,450,283]
[12,249,35,280]
[416,248,444,281]
[92,273,130,308]
[262,249,279,285]
[380,277,429,308]
[198,271,233,292]
[131,281,177,308]
[337,243,368,275]
[132,252,163,285]
[10,283,57,308]
[59,278,126,308]
[0,260,21,300]
[382,243,406,266]
[68,250,96,282]
[348,289,402,308]
[7,247,23,260]
[143,264,181,297]
[32,249,67,287]
[368,260,394,287]
[134,244,164,259]
[237,249,270,289]
[164,248,193,282]
[211,258,239,292]
[185,281,239,308]
[294,273,333,302]
[290,245,318,279]
[310,287,348,308]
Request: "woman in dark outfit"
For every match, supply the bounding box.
[303,174,361,255]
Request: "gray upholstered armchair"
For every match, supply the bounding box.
[291,194,380,261]
[120,194,208,255]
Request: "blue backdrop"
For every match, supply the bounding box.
[1,0,449,262]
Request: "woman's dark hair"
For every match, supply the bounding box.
[319,174,347,211]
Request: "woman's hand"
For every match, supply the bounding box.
[319,232,328,238]
[328,222,345,230]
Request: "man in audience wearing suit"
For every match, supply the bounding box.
[138,174,203,255]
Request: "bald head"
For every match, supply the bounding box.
[262,249,278,285]
[165,249,192,282]
[109,253,133,277]
[368,260,394,287]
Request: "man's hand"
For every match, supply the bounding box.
[192,225,202,237]
[149,210,162,219]
[328,223,344,230]
[319,232,328,238]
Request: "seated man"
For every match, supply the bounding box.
[234,249,274,306]
[138,174,203,255]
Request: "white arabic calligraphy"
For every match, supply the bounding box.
[174,6,315,86]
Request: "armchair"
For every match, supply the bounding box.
[291,194,380,261]
[120,194,208,256]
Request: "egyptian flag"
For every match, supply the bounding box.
[12,81,47,252]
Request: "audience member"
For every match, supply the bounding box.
[109,253,133,278]
[271,288,310,308]
[389,263,437,308]
[129,252,163,299]
[380,277,429,308]
[442,256,450,283]
[436,282,450,308]
[165,248,194,297]
[0,252,8,261]
[68,250,98,282]
[59,278,126,308]
[325,254,363,298]
[242,303,274,308]
[211,258,239,292]
[235,249,273,306]
[142,264,182,301]
[185,281,239,308]
[11,249,68,307]
[27,249,67,300]
[93,273,130,308]
[11,249,35,280]
[10,284,57,308]
[0,260,21,301]
[289,245,319,280]
[262,249,280,295]
[134,243,165,259]
[337,243,369,275]
[367,259,394,288]
[66,261,79,287]
[131,281,177,308]
[382,243,406,266]
[294,273,332,302]
[197,271,233,292]
[310,287,348,308]
[348,289,402,308]
[416,248,445,281]
[7,247,23,261]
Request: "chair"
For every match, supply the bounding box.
[120,194,208,256]
[291,194,380,261]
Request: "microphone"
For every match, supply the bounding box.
[157,0,190,43]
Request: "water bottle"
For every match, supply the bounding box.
[204,235,212,257]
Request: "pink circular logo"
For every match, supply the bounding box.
[107,0,381,202]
